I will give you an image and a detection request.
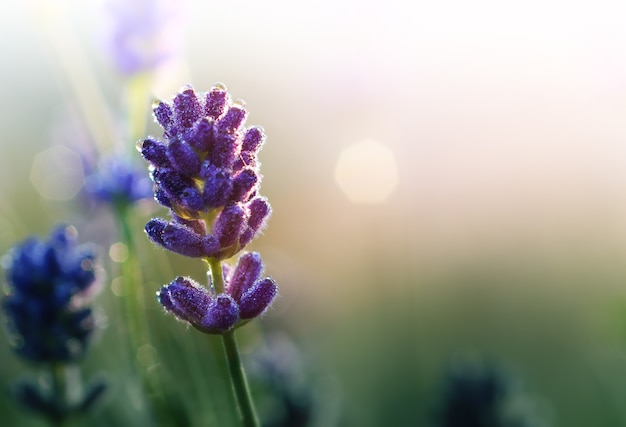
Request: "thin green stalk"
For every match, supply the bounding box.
[50,363,67,427]
[207,258,260,427]
[115,203,148,355]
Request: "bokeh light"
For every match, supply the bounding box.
[334,139,398,204]
[30,145,84,201]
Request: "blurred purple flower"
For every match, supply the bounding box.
[2,225,102,363]
[83,153,153,207]
[102,0,186,75]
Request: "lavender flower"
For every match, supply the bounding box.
[83,153,153,207]
[2,225,101,363]
[139,84,278,336]
[140,84,271,260]
[157,252,277,334]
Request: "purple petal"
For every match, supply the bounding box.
[227,252,263,302]
[140,137,171,168]
[187,118,215,152]
[167,139,201,176]
[213,204,246,248]
[153,101,173,133]
[239,278,278,320]
[157,276,212,325]
[231,168,259,203]
[145,218,168,247]
[161,221,206,257]
[173,86,202,130]
[217,105,247,135]
[205,85,229,119]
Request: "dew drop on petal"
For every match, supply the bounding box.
[213,82,227,91]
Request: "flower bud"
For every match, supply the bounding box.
[239,278,278,320]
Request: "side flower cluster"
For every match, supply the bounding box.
[157,252,277,334]
[140,84,277,334]
[2,225,101,363]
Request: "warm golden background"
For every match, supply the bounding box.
[2,0,626,425]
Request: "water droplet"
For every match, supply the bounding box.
[151,99,163,110]
[213,82,228,91]
[233,98,246,109]
[135,139,145,152]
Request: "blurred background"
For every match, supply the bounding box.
[2,0,626,425]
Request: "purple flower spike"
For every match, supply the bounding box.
[238,278,278,320]
[228,252,263,301]
[3,225,101,363]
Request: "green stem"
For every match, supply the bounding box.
[207,258,260,427]
[50,363,72,427]
[115,203,147,354]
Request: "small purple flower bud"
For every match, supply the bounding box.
[145,218,168,246]
[201,164,233,208]
[186,118,215,152]
[140,137,171,168]
[197,294,239,333]
[213,204,247,249]
[167,139,201,176]
[218,105,248,135]
[231,168,259,203]
[161,222,206,257]
[228,252,263,302]
[205,85,229,119]
[157,276,211,326]
[208,133,238,169]
[153,101,174,133]
[239,197,271,247]
[153,169,195,204]
[242,126,265,153]
[173,86,202,130]
[239,278,278,320]
[154,187,172,207]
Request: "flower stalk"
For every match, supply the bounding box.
[208,257,259,427]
